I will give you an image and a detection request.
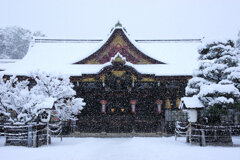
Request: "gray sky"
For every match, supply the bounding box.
[1,0,240,40]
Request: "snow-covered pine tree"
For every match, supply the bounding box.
[185,40,240,123]
[236,31,240,49]
[0,26,45,59]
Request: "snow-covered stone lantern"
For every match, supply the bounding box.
[37,97,55,146]
[179,96,204,123]
[39,97,55,123]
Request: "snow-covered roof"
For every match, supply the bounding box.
[179,96,204,109]
[0,59,20,71]
[1,25,201,76]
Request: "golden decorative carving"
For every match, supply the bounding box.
[110,35,127,46]
[176,98,181,108]
[111,71,126,77]
[165,99,171,109]
[131,75,137,81]
[141,77,155,82]
[100,75,105,82]
[81,78,96,82]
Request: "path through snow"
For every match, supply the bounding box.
[0,136,240,160]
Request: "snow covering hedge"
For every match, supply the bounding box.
[0,71,85,123]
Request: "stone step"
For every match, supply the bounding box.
[64,132,171,137]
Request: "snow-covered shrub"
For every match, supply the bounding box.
[0,76,46,123]
[30,71,85,121]
[0,72,85,123]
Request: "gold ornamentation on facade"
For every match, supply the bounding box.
[110,35,127,46]
[100,75,105,82]
[165,99,171,109]
[141,77,155,82]
[111,55,126,65]
[111,71,126,77]
[131,75,137,81]
[176,98,181,108]
[81,78,96,82]
[87,58,98,64]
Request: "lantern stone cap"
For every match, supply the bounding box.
[179,96,204,109]
[130,100,137,104]
[35,97,56,110]
[100,100,107,104]
[156,100,163,104]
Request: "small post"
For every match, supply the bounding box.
[189,122,192,144]
[33,130,37,147]
[200,129,206,146]
[27,125,33,147]
[175,122,178,141]
[61,122,63,142]
[47,122,49,146]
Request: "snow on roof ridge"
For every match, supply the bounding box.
[33,37,202,44]
[34,38,103,43]
[33,22,202,44]
[135,39,202,43]
[0,59,20,63]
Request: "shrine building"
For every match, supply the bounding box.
[1,22,201,133]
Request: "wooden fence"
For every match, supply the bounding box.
[187,124,240,146]
[4,123,48,147]
[0,124,4,136]
[175,122,240,146]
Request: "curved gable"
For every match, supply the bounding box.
[74,28,165,64]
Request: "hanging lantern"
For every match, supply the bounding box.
[156,100,163,114]
[52,110,59,122]
[130,100,137,114]
[100,100,107,114]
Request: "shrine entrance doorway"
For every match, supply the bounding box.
[103,97,134,133]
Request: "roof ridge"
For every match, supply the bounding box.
[34,38,202,43]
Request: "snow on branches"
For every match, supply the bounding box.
[30,71,85,121]
[0,72,85,123]
[186,40,240,107]
[0,75,46,122]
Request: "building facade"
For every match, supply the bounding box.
[2,23,201,133]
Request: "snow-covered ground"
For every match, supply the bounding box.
[0,136,240,160]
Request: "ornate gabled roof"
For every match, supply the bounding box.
[1,23,201,76]
[74,24,165,65]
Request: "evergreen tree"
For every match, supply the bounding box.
[236,31,240,49]
[0,26,45,59]
[185,40,240,123]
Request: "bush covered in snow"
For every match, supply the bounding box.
[0,72,84,123]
